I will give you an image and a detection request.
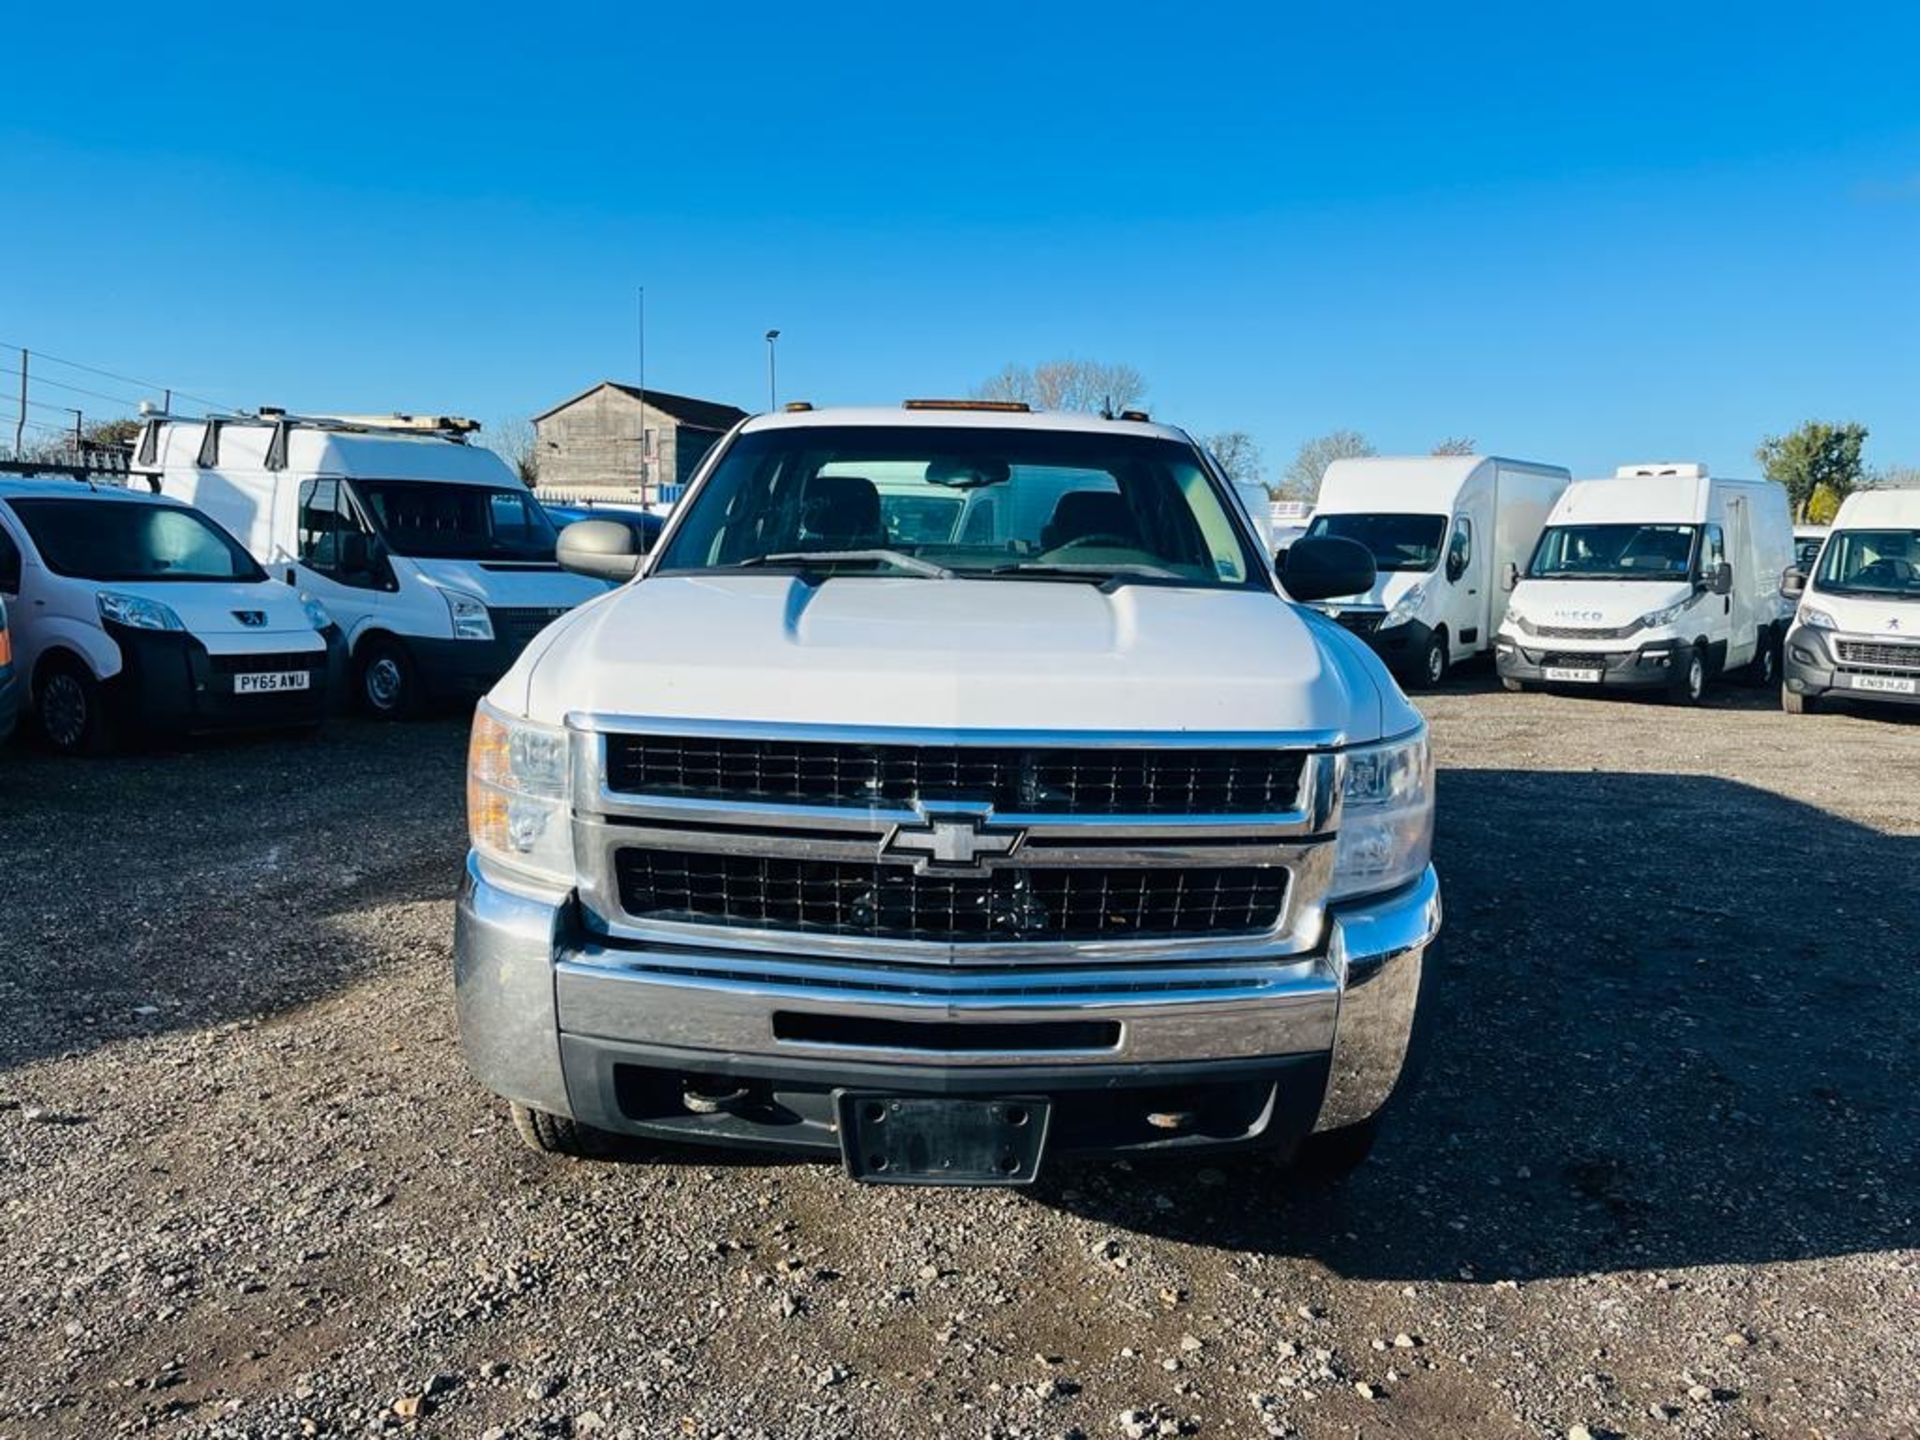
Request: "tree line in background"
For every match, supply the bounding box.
[976,358,1919,512]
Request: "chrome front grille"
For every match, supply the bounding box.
[602,733,1306,815]
[613,850,1288,943]
[570,718,1343,966]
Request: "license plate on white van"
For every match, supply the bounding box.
[1849,673,1918,695]
[1543,665,1602,684]
[235,671,311,694]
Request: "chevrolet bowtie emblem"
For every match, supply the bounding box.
[884,816,1022,872]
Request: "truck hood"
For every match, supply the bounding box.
[504,574,1406,743]
[103,577,324,651]
[1505,578,1696,630]
[407,556,609,609]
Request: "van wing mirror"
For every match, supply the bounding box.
[557,519,643,582]
[1780,565,1806,598]
[1281,535,1376,604]
[1501,560,1519,593]
[1709,561,1734,596]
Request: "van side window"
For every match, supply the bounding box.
[0,523,21,593]
[1446,518,1472,582]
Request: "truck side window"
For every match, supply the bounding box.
[0,524,21,593]
[1446,518,1472,582]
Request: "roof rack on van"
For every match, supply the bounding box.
[136,406,483,472]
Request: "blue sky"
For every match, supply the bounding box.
[4,1,1917,479]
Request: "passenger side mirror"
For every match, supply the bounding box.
[1780,565,1806,598]
[557,519,643,582]
[1281,536,1376,604]
[1708,561,1733,597]
[1501,560,1519,593]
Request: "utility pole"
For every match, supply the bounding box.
[765,329,781,412]
[68,408,83,450]
[13,349,24,456]
[638,286,648,501]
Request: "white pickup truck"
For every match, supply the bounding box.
[455,402,1441,1185]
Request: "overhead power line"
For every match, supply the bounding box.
[0,340,237,415]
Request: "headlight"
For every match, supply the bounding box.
[1797,606,1837,631]
[300,592,333,631]
[1383,585,1426,628]
[1331,727,1434,902]
[97,591,184,631]
[1503,605,1532,634]
[1634,597,1693,631]
[469,701,573,892]
[443,589,494,641]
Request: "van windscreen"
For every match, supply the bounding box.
[7,497,266,583]
[1303,513,1447,573]
[352,481,557,561]
[1815,528,1920,597]
[1529,524,1698,580]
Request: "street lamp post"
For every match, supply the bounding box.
[765,329,781,412]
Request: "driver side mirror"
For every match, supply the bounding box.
[1707,561,1733,597]
[1501,560,1520,593]
[558,519,643,582]
[1280,536,1376,604]
[1780,565,1807,598]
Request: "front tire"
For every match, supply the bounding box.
[1782,683,1818,715]
[36,657,115,755]
[1500,676,1525,693]
[1668,649,1706,705]
[1410,631,1449,690]
[356,637,421,720]
[508,1104,612,1159]
[1749,630,1779,687]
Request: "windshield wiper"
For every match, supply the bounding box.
[738,549,953,579]
[977,561,1184,585]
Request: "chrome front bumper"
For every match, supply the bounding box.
[455,855,1441,1140]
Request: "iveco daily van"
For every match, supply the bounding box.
[1496,463,1794,703]
[453,401,1443,1186]
[1781,488,1920,714]
[132,410,605,718]
[0,477,340,752]
[1299,456,1569,687]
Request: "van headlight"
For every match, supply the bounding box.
[443,589,495,641]
[97,591,184,631]
[1331,727,1434,902]
[1383,584,1426,628]
[1634,597,1693,631]
[299,592,333,631]
[1503,605,1532,634]
[1796,606,1837,631]
[468,700,572,892]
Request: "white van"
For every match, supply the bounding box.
[1781,488,1920,714]
[133,411,606,718]
[1297,456,1570,687]
[0,477,340,753]
[1495,463,1794,703]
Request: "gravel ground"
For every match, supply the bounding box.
[0,678,1914,1440]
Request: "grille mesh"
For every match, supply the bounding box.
[603,736,1305,815]
[614,850,1288,943]
[207,650,326,674]
[1328,611,1384,636]
[490,606,571,651]
[1837,639,1920,671]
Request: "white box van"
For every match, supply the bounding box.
[1495,463,1794,703]
[0,477,340,752]
[1296,456,1570,687]
[1781,488,1920,714]
[133,411,607,718]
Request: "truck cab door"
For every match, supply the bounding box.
[1442,515,1484,651]
[1700,520,1735,660]
[288,478,389,640]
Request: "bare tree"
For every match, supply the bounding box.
[975,359,1148,416]
[1868,463,1920,490]
[1430,436,1477,456]
[490,415,541,487]
[1202,431,1265,488]
[1280,429,1376,500]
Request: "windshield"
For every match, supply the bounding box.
[1529,523,1698,580]
[653,425,1258,587]
[354,480,557,560]
[1795,536,1826,572]
[7,497,265,583]
[1303,513,1447,573]
[1814,527,1920,597]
